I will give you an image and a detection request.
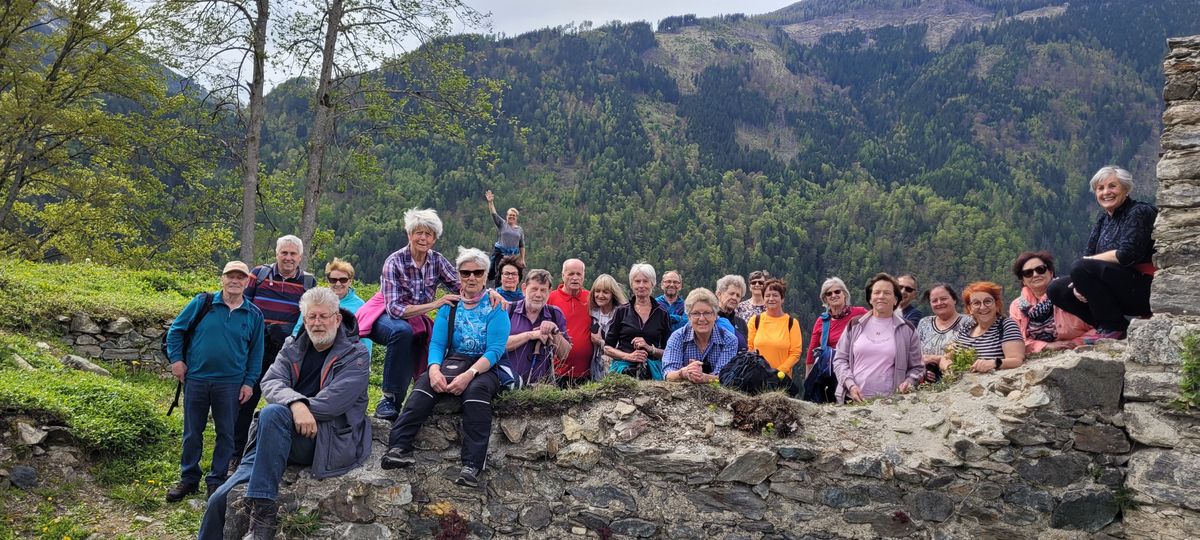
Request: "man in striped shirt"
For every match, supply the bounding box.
[232,234,316,467]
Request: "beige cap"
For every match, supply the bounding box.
[222,261,251,276]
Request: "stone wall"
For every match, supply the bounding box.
[59,312,167,366]
[1119,34,1200,540]
[224,349,1134,539]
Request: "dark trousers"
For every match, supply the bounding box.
[233,328,286,458]
[371,315,415,399]
[1047,258,1152,332]
[180,379,241,486]
[387,369,500,469]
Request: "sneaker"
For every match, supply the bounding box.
[374,397,398,421]
[380,447,415,470]
[454,465,481,488]
[1084,328,1125,344]
[165,481,198,503]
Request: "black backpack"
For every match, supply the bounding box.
[162,292,214,415]
[719,349,788,395]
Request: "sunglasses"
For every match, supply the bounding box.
[460,269,486,278]
[900,286,916,294]
[1020,265,1049,279]
[327,277,350,284]
[750,280,764,286]
[823,289,844,298]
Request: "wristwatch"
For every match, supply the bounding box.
[993,358,1003,371]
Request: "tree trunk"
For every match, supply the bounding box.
[238,0,270,265]
[297,0,342,271]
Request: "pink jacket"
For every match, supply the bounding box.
[1008,287,1092,353]
[832,312,924,404]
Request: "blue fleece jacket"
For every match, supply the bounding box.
[166,292,265,386]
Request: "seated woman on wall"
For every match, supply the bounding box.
[605,263,672,380]
[1047,166,1157,340]
[803,277,868,402]
[293,257,374,353]
[380,247,510,489]
[495,256,525,303]
[831,273,924,403]
[953,281,1025,373]
[1009,251,1092,353]
[588,273,627,379]
[915,283,970,381]
[663,288,740,384]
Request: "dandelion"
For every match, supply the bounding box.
[146,479,155,484]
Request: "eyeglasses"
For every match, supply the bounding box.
[501,271,519,277]
[689,310,716,319]
[460,269,486,278]
[327,277,350,284]
[303,312,337,322]
[1020,265,1049,279]
[900,286,916,294]
[969,298,996,308]
[750,280,764,286]
[823,289,844,298]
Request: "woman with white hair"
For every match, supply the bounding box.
[801,277,867,402]
[382,247,510,489]
[484,190,525,286]
[605,263,672,380]
[714,274,749,350]
[371,208,462,421]
[1047,166,1158,340]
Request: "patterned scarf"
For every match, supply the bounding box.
[1018,296,1056,342]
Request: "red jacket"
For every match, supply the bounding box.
[548,285,592,378]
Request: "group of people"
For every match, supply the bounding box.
[166,166,1156,539]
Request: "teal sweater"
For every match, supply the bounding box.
[166,292,265,386]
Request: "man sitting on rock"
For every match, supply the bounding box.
[500,269,572,387]
[198,287,371,540]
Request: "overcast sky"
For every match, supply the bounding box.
[464,0,795,37]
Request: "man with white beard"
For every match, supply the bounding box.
[198,288,371,540]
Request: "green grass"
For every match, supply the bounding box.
[495,375,638,410]
[0,259,214,331]
[1177,333,1200,409]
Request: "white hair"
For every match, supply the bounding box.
[299,287,340,317]
[716,274,746,296]
[1089,166,1134,192]
[404,208,444,238]
[684,288,719,316]
[456,246,490,273]
[629,263,656,286]
[276,234,303,254]
[820,277,850,308]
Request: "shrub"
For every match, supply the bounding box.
[0,369,169,455]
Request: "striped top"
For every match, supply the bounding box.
[245,263,316,326]
[953,317,1023,360]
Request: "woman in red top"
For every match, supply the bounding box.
[805,277,868,377]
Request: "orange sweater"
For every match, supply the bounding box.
[746,312,804,374]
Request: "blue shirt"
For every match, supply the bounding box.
[292,288,373,354]
[428,301,510,367]
[656,294,688,333]
[662,324,739,377]
[166,292,265,386]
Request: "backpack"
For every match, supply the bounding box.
[719,349,787,395]
[250,264,317,291]
[752,313,795,331]
[802,312,838,404]
[162,292,214,415]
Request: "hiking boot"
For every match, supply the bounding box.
[374,397,399,421]
[165,481,198,503]
[243,497,279,540]
[454,465,481,488]
[380,447,415,470]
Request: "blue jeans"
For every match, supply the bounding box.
[180,379,241,486]
[371,315,415,398]
[197,403,315,540]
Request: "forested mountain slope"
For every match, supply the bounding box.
[258,0,1199,322]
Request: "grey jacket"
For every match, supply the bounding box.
[832,312,924,404]
[261,310,371,479]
